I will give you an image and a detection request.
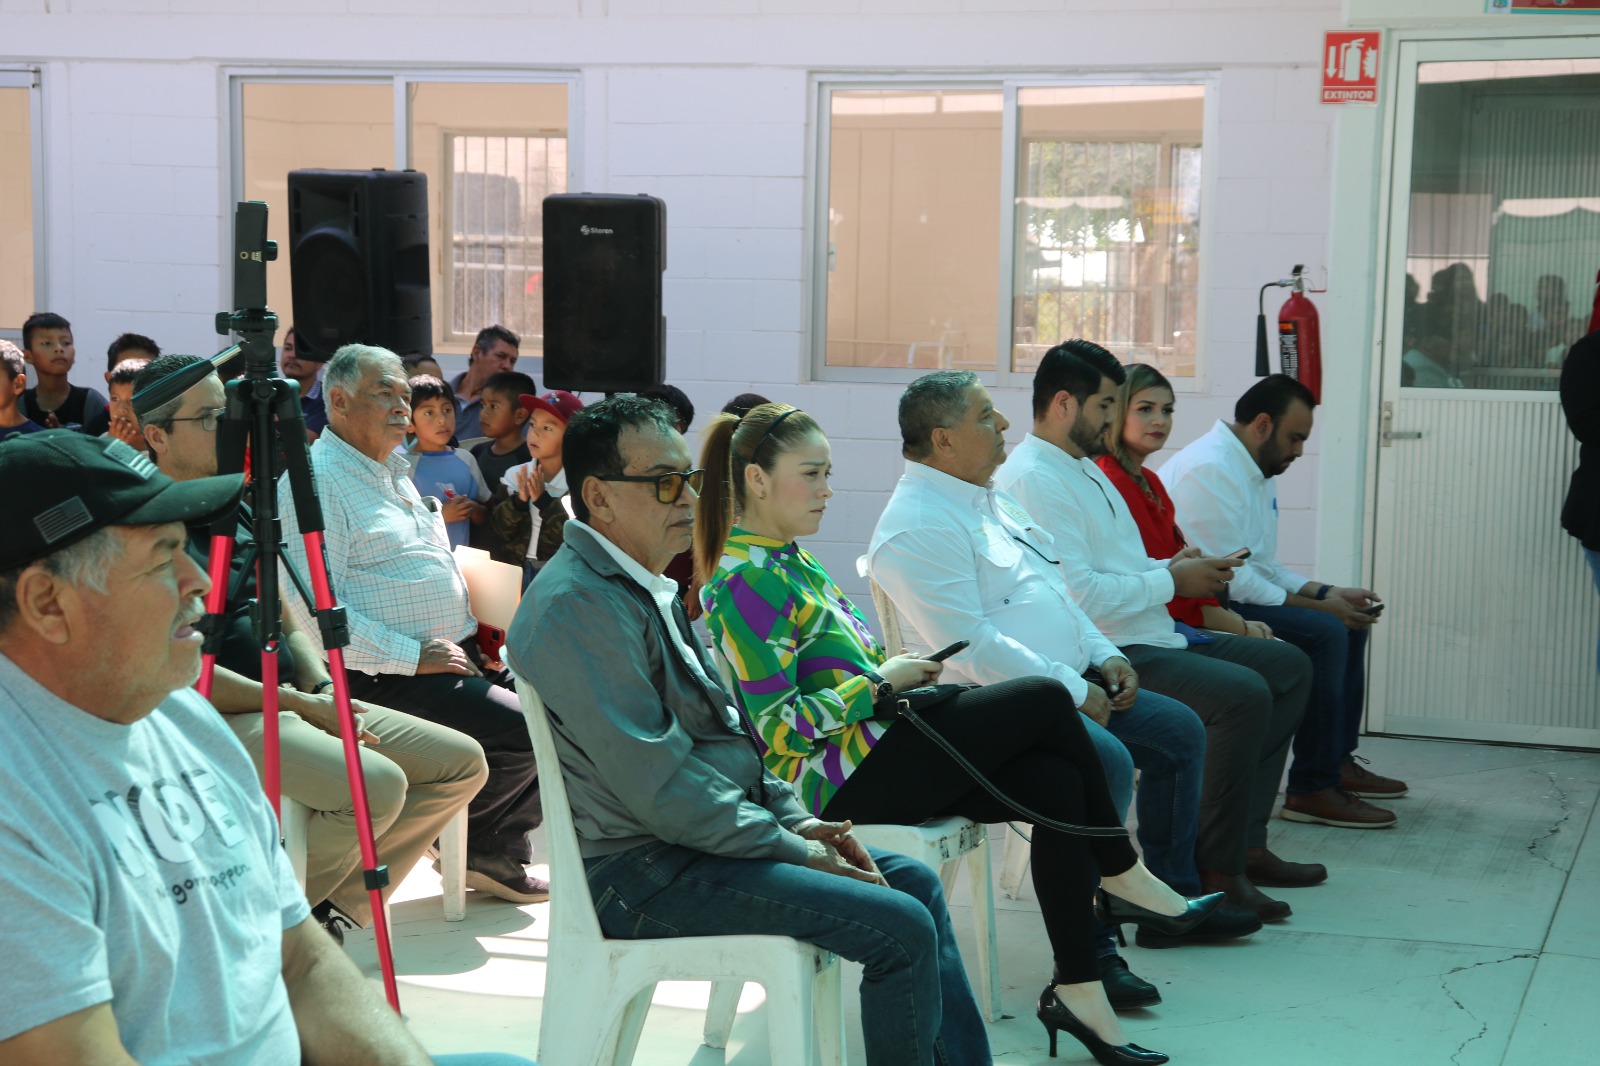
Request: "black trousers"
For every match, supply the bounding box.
[352,638,541,863]
[822,676,1137,985]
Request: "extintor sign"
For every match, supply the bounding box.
[1321,30,1381,104]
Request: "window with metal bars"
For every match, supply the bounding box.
[1014,137,1201,377]
[445,133,568,346]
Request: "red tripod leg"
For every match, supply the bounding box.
[302,528,401,1012]
[195,533,236,703]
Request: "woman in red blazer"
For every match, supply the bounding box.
[1095,363,1273,641]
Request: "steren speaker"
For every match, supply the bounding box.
[287,169,431,362]
[542,193,666,393]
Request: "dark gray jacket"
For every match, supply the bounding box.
[507,521,812,863]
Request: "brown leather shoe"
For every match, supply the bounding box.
[1245,846,1328,887]
[1339,756,1408,797]
[1199,869,1290,922]
[1281,787,1397,829]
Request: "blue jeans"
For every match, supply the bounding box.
[1234,602,1368,795]
[584,842,991,1066]
[1084,689,1207,897]
[1588,549,1600,674]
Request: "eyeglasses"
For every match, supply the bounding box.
[168,407,227,433]
[596,468,705,505]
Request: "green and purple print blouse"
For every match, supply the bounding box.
[701,530,890,815]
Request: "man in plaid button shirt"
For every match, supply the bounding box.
[279,344,547,904]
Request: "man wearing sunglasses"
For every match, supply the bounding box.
[275,344,548,907]
[508,396,993,1065]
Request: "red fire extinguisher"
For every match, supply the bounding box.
[1255,264,1324,402]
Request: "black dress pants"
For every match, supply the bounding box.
[352,638,541,863]
[822,676,1136,984]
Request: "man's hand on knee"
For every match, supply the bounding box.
[280,688,382,745]
[797,820,887,886]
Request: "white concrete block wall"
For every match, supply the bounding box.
[5,0,1350,625]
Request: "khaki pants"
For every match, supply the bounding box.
[224,705,488,925]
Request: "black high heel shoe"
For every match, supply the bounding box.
[1096,889,1226,946]
[1036,985,1169,1064]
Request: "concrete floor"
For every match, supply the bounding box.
[345,735,1600,1066]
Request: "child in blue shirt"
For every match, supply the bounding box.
[401,375,490,549]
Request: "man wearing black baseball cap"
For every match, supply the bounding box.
[0,431,450,1064]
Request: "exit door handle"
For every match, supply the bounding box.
[1378,401,1423,447]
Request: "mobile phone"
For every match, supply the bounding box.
[1228,547,1252,560]
[476,623,507,655]
[927,639,971,663]
[1360,603,1385,617]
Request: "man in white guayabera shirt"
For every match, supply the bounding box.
[1160,374,1406,831]
[996,341,1316,924]
[868,371,1263,1010]
[0,431,500,1066]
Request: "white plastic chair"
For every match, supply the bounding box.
[711,641,1005,1021]
[281,798,469,922]
[862,560,1035,901]
[509,672,846,1066]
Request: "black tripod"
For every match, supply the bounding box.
[135,202,402,1009]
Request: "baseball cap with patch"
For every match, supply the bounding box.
[0,430,245,571]
[519,390,584,425]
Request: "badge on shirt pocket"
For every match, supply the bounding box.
[976,520,1022,567]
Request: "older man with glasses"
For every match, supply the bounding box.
[134,354,489,941]
[276,343,547,906]
[507,395,992,1066]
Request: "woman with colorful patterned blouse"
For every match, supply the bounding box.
[695,402,1222,1066]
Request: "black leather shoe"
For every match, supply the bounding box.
[1098,955,1161,1010]
[1199,869,1291,922]
[1245,846,1328,887]
[1134,902,1262,949]
[310,901,355,946]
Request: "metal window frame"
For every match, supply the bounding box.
[440,128,568,346]
[1013,131,1202,378]
[226,68,580,358]
[0,68,45,343]
[807,71,1218,392]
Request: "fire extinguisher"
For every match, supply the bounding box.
[1255,264,1324,402]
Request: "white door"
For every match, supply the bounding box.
[1367,39,1600,748]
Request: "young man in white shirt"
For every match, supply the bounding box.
[996,341,1319,920]
[1160,375,1406,829]
[868,371,1261,1005]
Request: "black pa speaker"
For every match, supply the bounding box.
[287,169,431,362]
[542,193,666,393]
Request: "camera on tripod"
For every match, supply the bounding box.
[217,200,280,378]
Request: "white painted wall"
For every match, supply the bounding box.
[3,0,1350,612]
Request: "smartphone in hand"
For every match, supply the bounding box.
[1360,603,1385,617]
[1228,547,1252,560]
[927,639,971,663]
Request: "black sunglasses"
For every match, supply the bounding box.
[595,468,706,505]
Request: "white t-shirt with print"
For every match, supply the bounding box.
[0,653,309,1064]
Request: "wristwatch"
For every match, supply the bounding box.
[863,670,895,704]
